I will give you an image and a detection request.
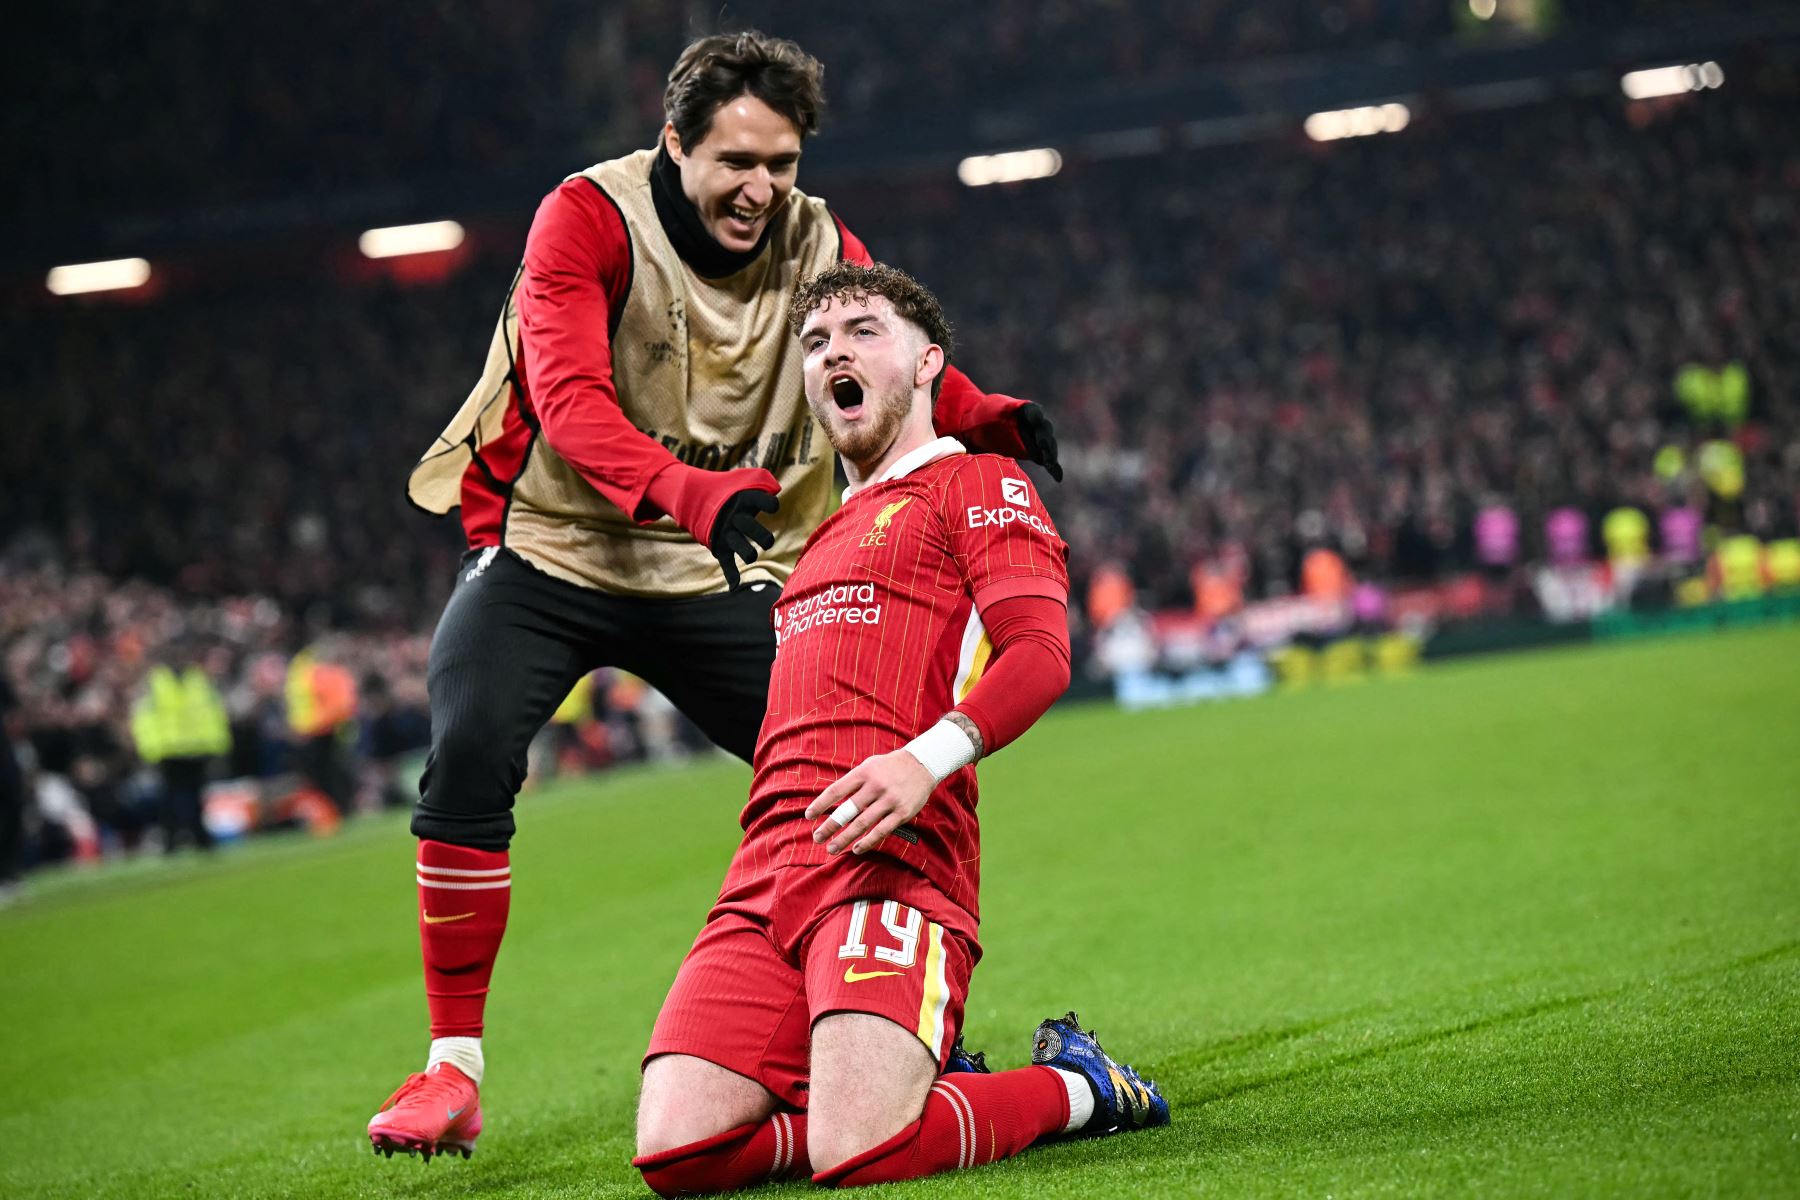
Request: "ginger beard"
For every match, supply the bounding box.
[800,296,934,471]
[813,367,911,465]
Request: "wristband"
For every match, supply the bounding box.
[901,719,979,784]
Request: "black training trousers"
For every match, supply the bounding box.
[412,548,778,850]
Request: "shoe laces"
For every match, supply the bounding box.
[386,1065,470,1111]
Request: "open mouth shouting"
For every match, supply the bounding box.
[829,372,865,417]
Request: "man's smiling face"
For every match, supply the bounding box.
[666,94,802,253]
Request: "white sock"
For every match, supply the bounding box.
[427,1037,484,1086]
[1052,1068,1095,1133]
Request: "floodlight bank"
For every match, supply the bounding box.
[358,220,467,259]
[46,258,151,296]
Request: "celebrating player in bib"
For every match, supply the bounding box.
[632,263,1168,1194]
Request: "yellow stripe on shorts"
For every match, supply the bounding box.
[914,922,949,1055]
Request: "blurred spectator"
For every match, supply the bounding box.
[0,668,23,900]
[360,667,431,812]
[1767,536,1800,590]
[1086,563,1137,632]
[1192,552,1246,625]
[1300,543,1353,603]
[1674,361,1750,428]
[286,643,359,818]
[129,646,231,853]
[1711,534,1767,601]
[1474,503,1520,572]
[1601,503,1653,596]
[1659,503,1704,567]
[1545,508,1592,569]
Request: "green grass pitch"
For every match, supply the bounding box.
[3,625,1797,1198]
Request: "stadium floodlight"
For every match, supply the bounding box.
[1620,62,1724,100]
[1303,103,1411,142]
[957,148,1063,187]
[45,257,151,296]
[358,220,466,259]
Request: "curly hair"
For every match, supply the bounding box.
[788,262,956,396]
[664,31,825,151]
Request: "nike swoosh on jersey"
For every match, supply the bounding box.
[423,912,477,925]
[843,965,905,983]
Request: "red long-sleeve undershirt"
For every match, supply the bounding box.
[514,179,666,522]
[506,178,1030,535]
[954,593,1072,756]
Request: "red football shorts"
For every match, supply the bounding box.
[644,863,977,1108]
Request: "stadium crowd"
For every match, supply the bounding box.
[6,58,1798,876]
[0,563,430,870]
[0,560,701,879]
[19,0,1736,229]
[860,79,1800,614]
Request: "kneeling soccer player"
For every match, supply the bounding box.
[631,262,1168,1194]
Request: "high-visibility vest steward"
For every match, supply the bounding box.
[131,665,231,764]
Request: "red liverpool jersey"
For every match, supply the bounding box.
[729,437,1069,925]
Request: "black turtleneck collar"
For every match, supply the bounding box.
[650,145,780,279]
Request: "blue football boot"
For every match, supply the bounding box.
[1030,1011,1170,1137]
[943,1034,991,1075]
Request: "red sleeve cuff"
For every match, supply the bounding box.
[974,577,1069,612]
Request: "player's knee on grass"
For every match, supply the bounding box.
[636,1053,781,1161]
[806,1013,938,1174]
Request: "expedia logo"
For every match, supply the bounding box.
[966,476,1053,534]
[861,497,912,547]
[773,583,883,646]
[965,504,1057,536]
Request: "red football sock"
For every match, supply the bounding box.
[813,1067,1069,1188]
[416,840,510,1039]
[633,1113,809,1198]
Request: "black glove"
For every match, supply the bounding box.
[708,489,781,591]
[1016,403,1063,482]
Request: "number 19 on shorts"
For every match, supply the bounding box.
[837,900,923,968]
